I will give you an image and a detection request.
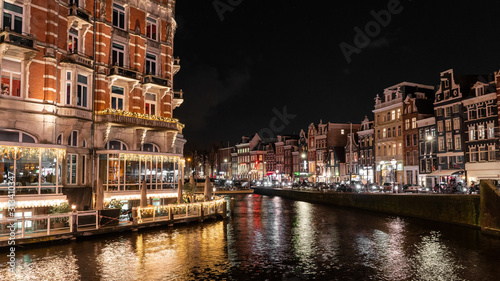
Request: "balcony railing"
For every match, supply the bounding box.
[108,65,140,80]
[143,74,172,87]
[0,29,36,49]
[68,4,91,23]
[173,57,181,75]
[96,108,185,130]
[62,50,93,68]
[174,90,183,99]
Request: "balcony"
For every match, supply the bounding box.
[173,57,181,75]
[143,74,171,88]
[61,50,93,69]
[108,65,140,81]
[68,4,92,27]
[173,90,184,108]
[0,29,38,59]
[96,109,184,131]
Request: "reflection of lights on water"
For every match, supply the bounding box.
[1,253,80,281]
[97,240,139,280]
[412,231,463,280]
[292,201,316,271]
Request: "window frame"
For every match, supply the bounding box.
[146,17,158,41]
[112,3,126,30]
[76,74,88,108]
[111,86,125,110]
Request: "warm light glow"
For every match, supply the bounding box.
[71,204,76,210]
[426,136,433,141]
[97,108,185,128]
[0,199,68,209]
[105,193,177,202]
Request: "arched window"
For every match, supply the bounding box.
[0,129,36,143]
[67,131,78,147]
[141,143,159,152]
[57,134,63,145]
[82,139,87,148]
[105,140,128,150]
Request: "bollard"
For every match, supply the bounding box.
[168,206,174,221]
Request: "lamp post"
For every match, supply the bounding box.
[391,158,397,193]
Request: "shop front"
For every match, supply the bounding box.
[97,151,184,209]
[0,142,68,216]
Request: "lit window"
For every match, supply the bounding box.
[145,93,156,115]
[77,74,88,107]
[392,110,396,120]
[146,17,157,40]
[2,2,23,33]
[489,145,496,161]
[488,123,495,139]
[1,59,21,97]
[111,86,124,110]
[68,27,79,53]
[411,117,417,129]
[341,129,344,135]
[454,135,461,150]
[469,127,476,141]
[478,125,485,140]
[453,118,460,130]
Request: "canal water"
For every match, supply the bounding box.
[1,194,500,280]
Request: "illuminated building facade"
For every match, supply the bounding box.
[0,0,185,215]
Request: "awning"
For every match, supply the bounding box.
[428,169,464,176]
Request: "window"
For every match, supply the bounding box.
[445,107,451,117]
[439,156,446,164]
[487,104,495,117]
[386,112,390,121]
[67,130,78,147]
[413,150,418,166]
[141,143,159,152]
[436,108,443,116]
[68,27,79,53]
[445,120,452,132]
[446,135,453,151]
[69,0,81,7]
[444,80,449,88]
[454,135,461,150]
[57,134,62,145]
[406,135,410,146]
[468,108,477,120]
[112,3,125,29]
[67,154,77,185]
[145,93,156,115]
[2,2,23,33]
[476,87,484,96]
[412,133,417,146]
[444,90,450,99]
[0,129,35,143]
[377,130,380,139]
[65,71,72,105]
[146,17,157,40]
[453,118,460,130]
[77,74,88,107]
[489,145,496,161]
[438,137,444,151]
[469,127,476,141]
[479,147,488,162]
[341,129,344,135]
[82,155,86,184]
[412,117,417,129]
[470,147,478,162]
[452,104,460,113]
[405,119,410,130]
[478,107,487,118]
[397,109,401,119]
[105,140,128,150]
[437,121,443,132]
[111,86,124,110]
[392,110,395,120]
[112,43,125,67]
[382,128,386,138]
[488,123,495,139]
[145,53,157,75]
[1,59,21,97]
[387,128,391,138]
[406,151,411,165]
[478,125,485,140]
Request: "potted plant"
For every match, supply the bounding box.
[183,182,196,203]
[48,202,71,228]
[101,199,123,226]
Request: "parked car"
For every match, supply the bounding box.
[382,182,394,193]
[402,184,420,193]
[368,183,382,192]
[350,181,367,193]
[418,186,431,193]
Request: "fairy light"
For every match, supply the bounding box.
[0,199,67,209]
[97,108,185,129]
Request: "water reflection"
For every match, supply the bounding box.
[412,231,464,281]
[1,195,499,280]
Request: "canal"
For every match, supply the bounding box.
[1,194,500,280]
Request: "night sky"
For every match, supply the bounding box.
[174,0,500,150]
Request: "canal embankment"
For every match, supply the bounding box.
[253,180,500,236]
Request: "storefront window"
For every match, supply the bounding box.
[0,155,15,193]
[15,150,39,194]
[125,157,140,190]
[108,154,120,191]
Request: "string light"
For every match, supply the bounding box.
[0,199,67,209]
[97,108,185,129]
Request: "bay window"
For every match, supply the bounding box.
[111,86,124,110]
[145,53,157,75]
[112,43,125,67]
[77,74,88,107]
[145,93,156,115]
